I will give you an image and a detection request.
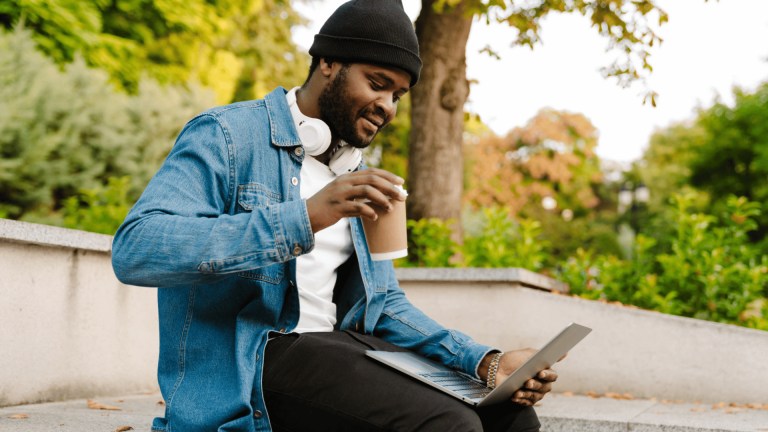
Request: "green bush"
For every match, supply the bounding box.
[0,27,213,227]
[558,193,768,330]
[462,207,547,271]
[61,176,132,235]
[404,218,457,267]
[405,197,768,330]
[403,207,547,270]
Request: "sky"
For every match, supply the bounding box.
[293,0,768,163]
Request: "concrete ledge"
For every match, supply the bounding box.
[0,219,112,252]
[400,281,768,404]
[0,220,157,407]
[395,267,569,293]
[3,219,767,412]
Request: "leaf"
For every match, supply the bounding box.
[114,427,134,432]
[87,399,122,411]
[8,413,29,419]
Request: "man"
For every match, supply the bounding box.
[112,1,557,431]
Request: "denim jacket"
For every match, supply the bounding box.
[112,86,494,432]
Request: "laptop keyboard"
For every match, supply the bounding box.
[418,371,492,399]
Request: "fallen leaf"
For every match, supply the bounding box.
[712,402,728,410]
[114,426,134,432]
[690,407,707,412]
[8,413,28,419]
[115,399,124,403]
[604,392,635,400]
[724,407,743,414]
[87,399,122,411]
[585,391,600,398]
[561,391,574,397]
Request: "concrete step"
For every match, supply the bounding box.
[537,393,768,432]
[1,392,767,431]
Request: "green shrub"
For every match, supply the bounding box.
[404,207,547,271]
[0,27,213,228]
[462,207,547,271]
[558,193,768,330]
[404,218,457,267]
[61,176,132,235]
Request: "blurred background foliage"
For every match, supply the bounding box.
[0,0,307,102]
[0,0,766,330]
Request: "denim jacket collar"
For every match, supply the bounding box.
[265,86,303,148]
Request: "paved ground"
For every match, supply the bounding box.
[1,392,767,431]
[537,393,768,432]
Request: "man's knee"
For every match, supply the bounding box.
[413,402,484,432]
[478,403,541,432]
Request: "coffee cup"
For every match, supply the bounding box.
[361,186,408,261]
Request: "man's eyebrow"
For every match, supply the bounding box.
[373,71,409,93]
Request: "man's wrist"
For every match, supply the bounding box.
[477,351,499,382]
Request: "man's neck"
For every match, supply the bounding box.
[314,140,343,165]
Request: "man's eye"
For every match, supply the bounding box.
[370,81,383,90]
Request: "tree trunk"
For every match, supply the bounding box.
[407,0,473,221]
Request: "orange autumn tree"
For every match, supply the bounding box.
[465,109,602,219]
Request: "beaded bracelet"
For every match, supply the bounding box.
[487,352,504,389]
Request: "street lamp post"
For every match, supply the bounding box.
[617,182,650,258]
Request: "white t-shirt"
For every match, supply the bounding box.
[293,139,355,333]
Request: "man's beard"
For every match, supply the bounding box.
[318,66,378,149]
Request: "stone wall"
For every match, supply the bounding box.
[0,219,158,407]
[1,219,766,407]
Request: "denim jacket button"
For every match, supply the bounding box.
[291,177,299,186]
[293,245,302,256]
[294,147,304,157]
[253,410,263,419]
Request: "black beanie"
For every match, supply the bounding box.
[309,0,422,86]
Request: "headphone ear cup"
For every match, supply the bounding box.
[296,118,332,156]
[329,146,362,176]
[286,87,331,156]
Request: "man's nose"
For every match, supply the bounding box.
[375,96,396,122]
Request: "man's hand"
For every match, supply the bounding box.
[479,349,559,406]
[306,168,406,233]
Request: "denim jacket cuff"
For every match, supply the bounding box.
[274,199,314,260]
[461,343,501,381]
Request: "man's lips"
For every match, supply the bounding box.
[361,116,382,132]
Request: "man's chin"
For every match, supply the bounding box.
[344,132,376,149]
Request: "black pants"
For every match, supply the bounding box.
[263,331,540,432]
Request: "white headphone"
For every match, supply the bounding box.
[286,87,362,175]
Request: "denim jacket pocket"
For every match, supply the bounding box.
[237,182,282,212]
[236,183,285,283]
[238,262,284,284]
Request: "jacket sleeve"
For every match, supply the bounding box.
[372,265,498,379]
[112,113,313,288]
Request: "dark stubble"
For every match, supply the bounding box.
[318,65,377,149]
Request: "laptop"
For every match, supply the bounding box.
[365,322,591,407]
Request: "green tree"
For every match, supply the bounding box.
[0,27,212,226]
[688,83,768,242]
[463,109,617,261]
[636,123,709,253]
[1,0,307,102]
[408,0,668,223]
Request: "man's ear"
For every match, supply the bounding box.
[319,58,335,78]
[319,58,347,81]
